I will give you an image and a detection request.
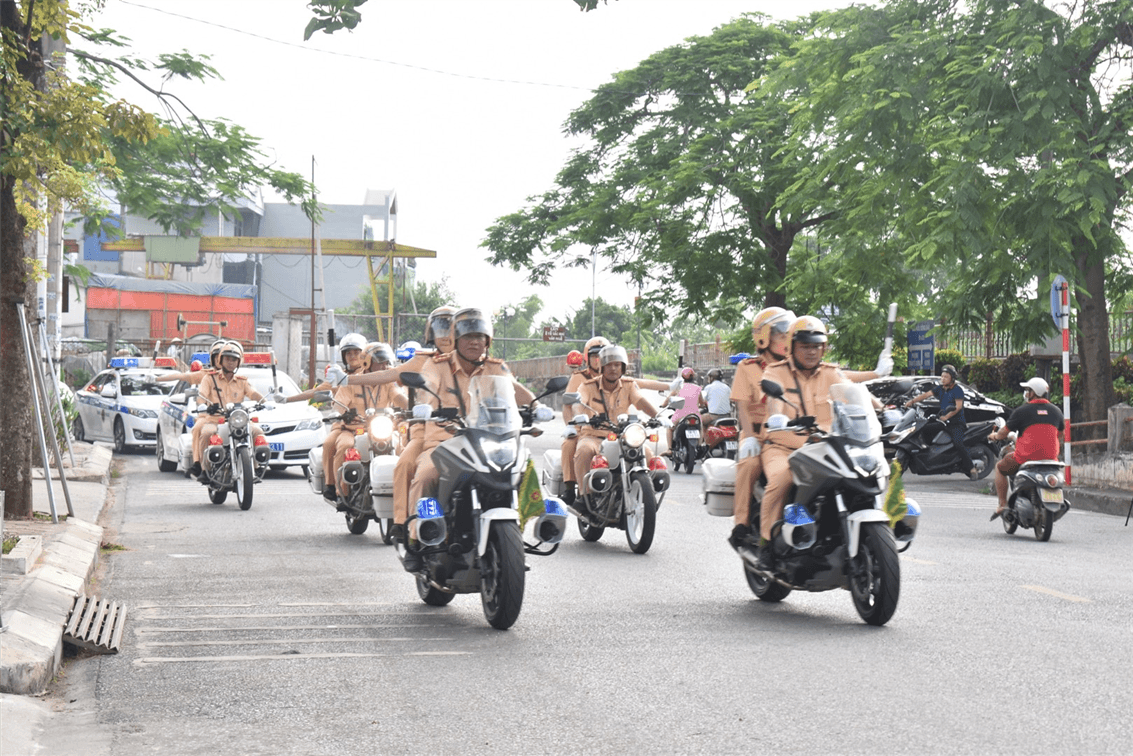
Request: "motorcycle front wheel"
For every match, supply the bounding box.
[578,511,605,542]
[480,521,525,630]
[345,512,369,535]
[969,444,997,480]
[624,472,657,554]
[1031,490,1053,542]
[377,518,395,545]
[208,487,227,505]
[849,522,900,626]
[235,447,254,510]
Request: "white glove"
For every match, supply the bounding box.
[561,426,578,439]
[262,402,276,410]
[669,377,684,393]
[739,437,761,460]
[874,352,893,378]
[533,405,554,423]
[412,403,433,420]
[325,363,348,387]
[657,416,673,428]
[571,413,589,425]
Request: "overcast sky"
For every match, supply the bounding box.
[91,0,847,324]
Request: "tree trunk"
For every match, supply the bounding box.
[1074,249,1115,424]
[1,2,41,519]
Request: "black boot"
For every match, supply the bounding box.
[323,484,336,502]
[561,482,576,507]
[728,524,752,550]
[189,461,202,479]
[755,540,774,572]
[402,542,423,572]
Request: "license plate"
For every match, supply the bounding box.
[269,442,284,452]
[1040,488,1063,504]
[725,440,738,450]
[685,430,701,439]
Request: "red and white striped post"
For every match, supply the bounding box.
[1060,280,1072,485]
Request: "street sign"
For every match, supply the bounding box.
[907,320,934,372]
[1050,274,1068,331]
[542,326,566,342]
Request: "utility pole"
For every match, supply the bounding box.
[591,247,596,339]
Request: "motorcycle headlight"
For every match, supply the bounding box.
[229,409,249,431]
[852,451,880,474]
[623,423,646,448]
[483,438,517,469]
[369,414,395,443]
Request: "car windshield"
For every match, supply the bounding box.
[465,376,520,435]
[120,373,175,396]
[242,370,301,398]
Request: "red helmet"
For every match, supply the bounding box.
[189,360,203,372]
[566,350,585,368]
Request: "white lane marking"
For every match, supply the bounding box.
[168,554,209,559]
[1021,585,1092,603]
[137,623,449,634]
[135,651,470,665]
[136,636,454,648]
[901,556,937,565]
[138,611,448,620]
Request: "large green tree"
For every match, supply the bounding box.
[1,1,309,517]
[776,0,1133,421]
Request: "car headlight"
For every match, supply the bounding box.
[369,415,395,443]
[482,438,517,469]
[128,407,157,419]
[623,423,646,448]
[229,409,249,431]
[294,418,322,432]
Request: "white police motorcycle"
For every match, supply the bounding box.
[398,372,569,630]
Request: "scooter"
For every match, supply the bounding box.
[670,411,704,474]
[999,450,1070,542]
[702,416,739,460]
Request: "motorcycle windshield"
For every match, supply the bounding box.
[829,383,882,444]
[892,408,918,433]
[465,376,521,435]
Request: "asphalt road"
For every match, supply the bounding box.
[40,430,1133,755]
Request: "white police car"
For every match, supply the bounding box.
[156,351,326,475]
[73,357,179,453]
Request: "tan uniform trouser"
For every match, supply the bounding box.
[573,435,652,495]
[195,418,264,468]
[759,444,793,541]
[323,427,361,489]
[395,437,424,524]
[191,421,205,463]
[561,434,579,484]
[733,454,762,528]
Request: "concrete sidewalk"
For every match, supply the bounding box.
[1,442,112,698]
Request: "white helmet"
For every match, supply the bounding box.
[338,333,367,362]
[599,344,628,370]
[218,340,244,371]
[1020,377,1049,397]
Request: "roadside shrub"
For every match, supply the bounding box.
[999,352,1033,390]
[966,358,1001,393]
[934,348,965,372]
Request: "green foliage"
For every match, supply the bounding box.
[337,278,456,342]
[934,349,965,372]
[999,353,1035,393]
[304,0,368,40]
[966,359,1001,393]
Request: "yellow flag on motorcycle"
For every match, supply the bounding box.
[883,460,908,527]
[517,458,545,531]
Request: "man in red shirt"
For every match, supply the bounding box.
[987,377,1065,520]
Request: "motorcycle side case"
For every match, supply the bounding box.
[308,447,324,494]
[701,458,736,517]
[369,454,397,519]
[541,449,563,496]
[177,433,193,473]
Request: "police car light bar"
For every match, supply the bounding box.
[243,352,274,365]
[191,352,210,364]
[109,357,139,368]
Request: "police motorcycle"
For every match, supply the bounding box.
[886,399,1003,479]
[722,379,919,626]
[996,431,1069,542]
[563,393,675,555]
[397,372,569,630]
[188,391,273,510]
[306,394,402,539]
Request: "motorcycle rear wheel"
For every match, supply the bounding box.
[624,472,657,554]
[1003,503,1018,534]
[744,564,791,602]
[578,514,605,542]
[683,441,695,474]
[345,512,369,535]
[208,487,227,505]
[235,447,254,510]
[1031,490,1053,542]
[849,522,900,626]
[480,521,525,630]
[416,575,455,606]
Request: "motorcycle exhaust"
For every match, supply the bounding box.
[584,468,611,494]
[340,460,365,486]
[533,497,569,545]
[253,445,271,466]
[775,504,817,550]
[205,445,227,467]
[650,469,671,493]
[415,497,447,547]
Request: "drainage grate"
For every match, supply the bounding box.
[64,595,127,654]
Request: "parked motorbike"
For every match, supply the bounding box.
[565,392,673,554]
[306,397,402,540]
[728,379,920,626]
[703,416,739,460]
[670,410,703,474]
[887,404,1003,479]
[397,373,569,630]
[999,451,1069,542]
[191,393,272,510]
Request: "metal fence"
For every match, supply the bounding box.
[939,310,1133,360]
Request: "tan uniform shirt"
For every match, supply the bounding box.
[760,359,850,451]
[730,356,771,440]
[416,353,519,446]
[199,371,264,408]
[576,375,657,438]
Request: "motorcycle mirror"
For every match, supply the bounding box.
[667,397,685,410]
[760,379,785,399]
[399,371,427,389]
[312,390,333,404]
[890,378,914,394]
[185,387,199,398]
[562,392,581,405]
[544,376,570,393]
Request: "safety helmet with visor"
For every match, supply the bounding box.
[425,305,457,348]
[338,333,367,362]
[451,307,493,348]
[788,315,828,345]
[218,340,244,371]
[208,339,227,368]
[599,344,629,371]
[752,307,796,351]
[365,341,395,369]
